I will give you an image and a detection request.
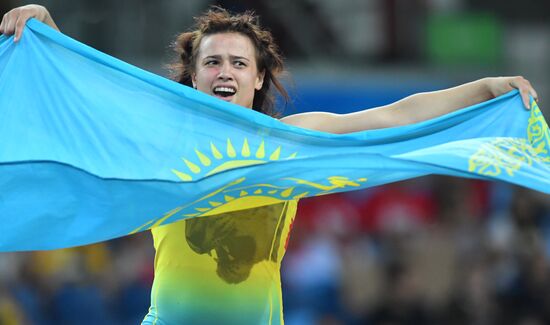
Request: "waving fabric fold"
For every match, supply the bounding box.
[1,20,549,251]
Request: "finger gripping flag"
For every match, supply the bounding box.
[1,19,549,251]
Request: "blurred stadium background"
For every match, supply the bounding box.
[1,0,550,324]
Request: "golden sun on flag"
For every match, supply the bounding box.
[171,138,297,181]
[129,137,368,234]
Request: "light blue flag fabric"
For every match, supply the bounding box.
[1,20,549,251]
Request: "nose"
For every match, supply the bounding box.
[217,62,233,81]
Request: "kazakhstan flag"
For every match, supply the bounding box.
[1,20,549,251]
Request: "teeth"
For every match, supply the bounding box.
[214,87,236,94]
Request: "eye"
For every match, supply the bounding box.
[204,59,219,66]
[234,60,247,68]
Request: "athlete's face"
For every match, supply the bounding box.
[192,32,265,109]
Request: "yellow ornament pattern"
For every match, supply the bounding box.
[527,100,550,163]
[469,100,550,177]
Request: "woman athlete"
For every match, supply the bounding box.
[0,4,539,325]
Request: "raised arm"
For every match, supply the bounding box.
[281,76,539,134]
[0,4,59,42]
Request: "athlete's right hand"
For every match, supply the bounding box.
[0,5,59,42]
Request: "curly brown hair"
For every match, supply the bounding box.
[169,6,288,117]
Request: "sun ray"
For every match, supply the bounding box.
[195,149,211,166]
[281,187,294,197]
[183,178,246,207]
[129,219,155,234]
[227,138,236,158]
[254,189,263,194]
[224,184,291,192]
[183,159,201,174]
[288,152,298,158]
[270,146,282,160]
[210,142,223,159]
[224,195,235,201]
[293,192,309,199]
[256,140,265,158]
[172,169,192,181]
[209,201,222,207]
[284,176,362,191]
[240,190,248,196]
[242,138,250,157]
[152,206,183,228]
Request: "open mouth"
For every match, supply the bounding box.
[213,86,236,99]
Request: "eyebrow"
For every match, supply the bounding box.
[202,55,250,62]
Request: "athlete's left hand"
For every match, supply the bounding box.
[486,76,539,109]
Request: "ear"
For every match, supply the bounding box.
[255,70,265,91]
[191,72,197,89]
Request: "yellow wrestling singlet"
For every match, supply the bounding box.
[142,201,297,325]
